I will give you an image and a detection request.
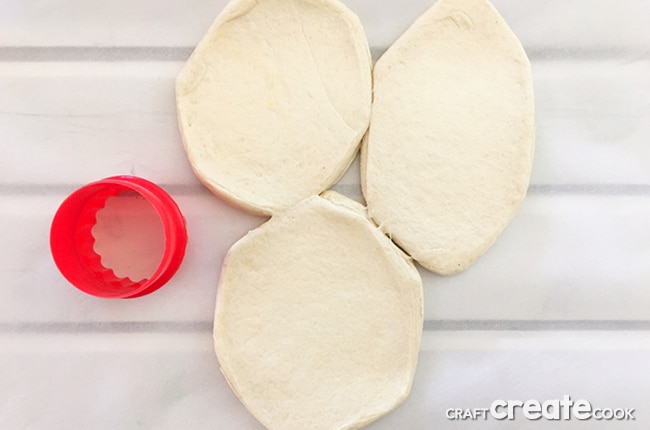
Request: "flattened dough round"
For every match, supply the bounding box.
[362,0,535,275]
[177,0,372,216]
[214,194,423,430]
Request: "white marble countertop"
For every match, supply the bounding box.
[1,0,649,428]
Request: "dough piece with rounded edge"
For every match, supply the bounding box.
[362,0,535,275]
[214,193,423,430]
[177,0,372,216]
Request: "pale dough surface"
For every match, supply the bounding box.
[214,194,423,430]
[362,0,535,275]
[177,0,372,216]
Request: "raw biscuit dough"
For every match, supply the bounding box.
[213,194,423,430]
[362,0,535,275]
[176,0,372,216]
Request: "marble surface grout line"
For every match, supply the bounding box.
[4,320,650,334]
[0,46,648,62]
[1,183,649,196]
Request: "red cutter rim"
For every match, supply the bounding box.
[50,176,187,299]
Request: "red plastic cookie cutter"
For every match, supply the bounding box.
[50,176,187,298]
